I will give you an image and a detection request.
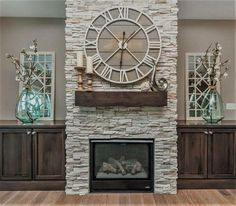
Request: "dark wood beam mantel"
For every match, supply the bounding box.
[75,91,167,107]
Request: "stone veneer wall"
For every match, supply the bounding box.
[65,0,178,195]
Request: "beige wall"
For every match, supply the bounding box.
[177,20,236,120]
[0,17,66,120]
[0,18,235,121]
[0,18,2,119]
[235,21,236,108]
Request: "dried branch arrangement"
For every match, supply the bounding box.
[199,42,230,87]
[5,39,38,87]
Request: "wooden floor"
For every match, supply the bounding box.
[0,190,235,205]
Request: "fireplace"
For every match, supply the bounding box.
[90,139,154,192]
[65,0,178,195]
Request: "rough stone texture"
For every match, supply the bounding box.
[65,0,178,195]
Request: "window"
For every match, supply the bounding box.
[186,53,216,120]
[20,52,55,120]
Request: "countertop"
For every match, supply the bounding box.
[177,120,236,128]
[0,120,65,129]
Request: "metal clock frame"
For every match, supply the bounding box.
[84,7,162,84]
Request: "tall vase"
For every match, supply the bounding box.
[15,87,41,124]
[201,86,224,123]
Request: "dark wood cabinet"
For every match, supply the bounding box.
[178,128,207,178]
[208,129,236,178]
[0,129,32,180]
[177,121,236,189]
[34,129,65,180]
[0,121,65,190]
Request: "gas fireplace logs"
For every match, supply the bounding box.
[100,156,143,175]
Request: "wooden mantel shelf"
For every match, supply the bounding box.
[75,91,167,107]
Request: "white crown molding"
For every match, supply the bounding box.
[0,0,235,19]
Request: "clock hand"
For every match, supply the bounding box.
[120,31,126,69]
[123,28,142,44]
[119,29,142,65]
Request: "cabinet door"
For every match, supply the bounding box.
[33,129,65,180]
[208,129,236,178]
[178,128,207,178]
[0,129,32,180]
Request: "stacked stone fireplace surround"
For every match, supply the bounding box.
[65,0,178,195]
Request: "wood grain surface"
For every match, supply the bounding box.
[75,91,167,106]
[0,190,235,205]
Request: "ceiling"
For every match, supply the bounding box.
[0,0,235,19]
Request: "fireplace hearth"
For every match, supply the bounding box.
[90,139,154,192]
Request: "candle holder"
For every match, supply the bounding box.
[86,73,94,91]
[74,66,86,91]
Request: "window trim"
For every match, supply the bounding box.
[19,51,55,120]
[185,52,220,120]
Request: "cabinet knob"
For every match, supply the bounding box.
[32,131,36,135]
[26,131,31,135]
[204,131,208,135]
[209,131,213,135]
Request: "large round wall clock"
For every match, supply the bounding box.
[84,7,162,84]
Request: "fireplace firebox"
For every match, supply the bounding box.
[90,139,154,192]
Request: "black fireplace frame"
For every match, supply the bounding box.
[89,139,154,192]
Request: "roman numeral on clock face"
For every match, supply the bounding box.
[149,41,161,49]
[91,54,101,66]
[100,65,112,79]
[145,25,156,33]
[101,10,113,23]
[120,70,128,82]
[85,40,97,49]
[135,67,144,78]
[89,24,101,33]
[118,7,129,19]
[143,55,156,68]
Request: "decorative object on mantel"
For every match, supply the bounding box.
[74,66,86,91]
[199,43,230,123]
[5,39,41,124]
[86,56,94,91]
[74,50,86,91]
[86,73,94,91]
[84,7,162,85]
[149,60,168,92]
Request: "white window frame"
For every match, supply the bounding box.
[20,52,55,120]
[185,53,220,120]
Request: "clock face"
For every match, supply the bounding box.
[84,7,162,84]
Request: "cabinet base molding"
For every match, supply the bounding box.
[177,179,236,189]
[0,180,65,191]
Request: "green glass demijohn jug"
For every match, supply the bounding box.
[15,87,41,124]
[201,86,224,124]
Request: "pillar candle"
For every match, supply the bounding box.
[77,51,84,67]
[86,57,93,74]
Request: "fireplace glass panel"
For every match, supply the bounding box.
[92,140,153,179]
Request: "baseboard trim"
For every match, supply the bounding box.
[177,179,236,189]
[0,180,65,191]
